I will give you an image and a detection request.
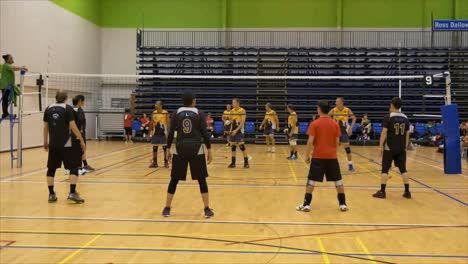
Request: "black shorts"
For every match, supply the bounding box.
[308,159,342,182]
[171,144,208,181]
[124,127,132,135]
[382,150,407,174]
[47,144,82,171]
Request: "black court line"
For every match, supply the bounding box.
[0,230,393,263]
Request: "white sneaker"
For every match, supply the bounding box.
[339,204,349,212]
[296,204,310,212]
[248,155,253,161]
[78,169,87,176]
[64,169,70,175]
[271,147,276,153]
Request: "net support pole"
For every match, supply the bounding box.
[440,71,460,174]
[16,70,26,168]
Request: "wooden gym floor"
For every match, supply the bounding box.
[0,141,467,264]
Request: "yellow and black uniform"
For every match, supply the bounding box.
[288,112,299,140]
[331,106,351,143]
[223,110,231,133]
[230,107,246,142]
[264,110,277,135]
[151,109,169,145]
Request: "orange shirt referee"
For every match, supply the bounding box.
[296,100,349,212]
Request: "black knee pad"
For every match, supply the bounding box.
[167,178,179,194]
[345,147,351,154]
[69,168,79,176]
[153,146,158,153]
[47,168,56,177]
[231,146,237,152]
[198,177,209,193]
[239,144,246,151]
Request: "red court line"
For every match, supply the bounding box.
[225,225,468,246]
[0,240,16,249]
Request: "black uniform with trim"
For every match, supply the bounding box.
[74,107,86,143]
[382,112,410,174]
[43,103,82,173]
[167,107,211,181]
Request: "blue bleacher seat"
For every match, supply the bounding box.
[214,121,224,134]
[352,123,360,134]
[244,121,255,134]
[372,123,382,137]
[415,123,427,136]
[299,122,310,135]
[132,120,142,131]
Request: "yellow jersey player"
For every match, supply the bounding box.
[228,98,250,168]
[222,104,232,146]
[259,103,279,153]
[286,104,299,160]
[329,97,356,171]
[149,101,170,168]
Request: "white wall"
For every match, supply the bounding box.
[0,0,101,151]
[101,29,136,74]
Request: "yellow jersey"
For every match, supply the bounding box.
[265,110,277,129]
[331,106,351,129]
[231,107,246,131]
[223,110,231,121]
[152,109,169,135]
[288,112,299,134]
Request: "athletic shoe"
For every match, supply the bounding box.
[204,207,214,218]
[286,156,293,160]
[67,192,85,204]
[339,204,349,212]
[271,147,276,153]
[372,190,386,199]
[149,162,158,168]
[64,169,70,175]
[129,140,134,144]
[164,161,169,168]
[83,165,95,171]
[244,163,250,168]
[78,169,87,176]
[267,147,271,152]
[296,204,311,212]
[248,155,253,161]
[225,143,231,147]
[48,193,57,203]
[228,163,236,168]
[162,207,171,217]
[348,164,355,171]
[403,191,412,199]
[291,155,298,160]
[125,141,128,144]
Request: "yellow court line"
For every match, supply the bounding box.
[355,237,376,264]
[316,237,331,264]
[57,234,102,264]
[283,149,299,183]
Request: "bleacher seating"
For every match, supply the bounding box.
[135,46,468,140]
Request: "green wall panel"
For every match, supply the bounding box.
[226,0,337,28]
[51,0,468,28]
[51,0,101,26]
[100,0,223,28]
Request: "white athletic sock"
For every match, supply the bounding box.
[348,161,353,165]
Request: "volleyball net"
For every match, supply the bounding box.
[6,71,460,173]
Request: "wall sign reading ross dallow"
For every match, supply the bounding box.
[433,20,468,31]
